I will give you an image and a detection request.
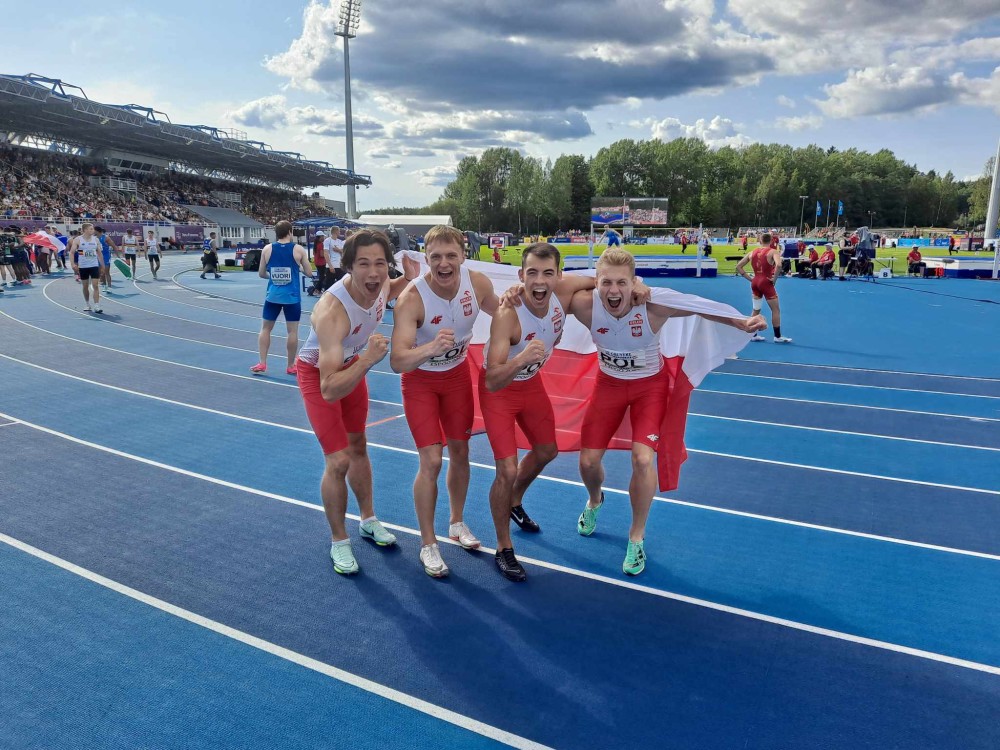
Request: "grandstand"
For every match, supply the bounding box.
[0,74,368,243]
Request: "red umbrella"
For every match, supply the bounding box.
[22,231,66,252]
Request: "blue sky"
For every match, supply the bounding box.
[7,1,1000,208]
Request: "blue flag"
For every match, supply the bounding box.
[838,200,844,216]
[816,201,822,217]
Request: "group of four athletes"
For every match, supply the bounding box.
[265,224,765,581]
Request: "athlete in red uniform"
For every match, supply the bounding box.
[568,249,764,575]
[391,225,507,578]
[736,233,792,343]
[297,230,418,575]
[481,242,604,581]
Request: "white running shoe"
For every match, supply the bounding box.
[420,543,450,578]
[448,521,481,550]
[83,305,92,312]
[359,517,397,546]
[330,540,359,575]
[750,334,765,342]
[93,304,103,313]
[774,336,793,343]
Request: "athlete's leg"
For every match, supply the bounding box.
[81,274,90,304]
[489,455,519,550]
[320,449,352,541]
[445,437,470,526]
[344,431,374,519]
[414,443,444,546]
[284,320,300,369]
[627,443,657,542]
[766,295,781,330]
[91,277,101,307]
[579,447,608,506]
[510,442,558,506]
[257,319,276,366]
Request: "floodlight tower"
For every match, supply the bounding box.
[336,0,362,219]
[798,195,808,237]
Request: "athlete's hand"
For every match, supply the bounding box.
[741,315,767,334]
[631,278,652,304]
[519,339,546,365]
[402,255,420,280]
[362,333,389,366]
[430,328,457,356]
[500,284,524,307]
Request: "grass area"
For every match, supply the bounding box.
[478,245,994,276]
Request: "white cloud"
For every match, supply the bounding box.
[383,160,402,169]
[775,114,823,131]
[228,95,384,138]
[776,95,796,108]
[410,165,457,187]
[646,115,752,148]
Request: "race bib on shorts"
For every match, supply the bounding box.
[270,267,292,285]
[599,349,646,374]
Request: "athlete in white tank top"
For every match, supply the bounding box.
[484,295,564,382]
[589,290,663,380]
[412,265,480,372]
[299,279,386,366]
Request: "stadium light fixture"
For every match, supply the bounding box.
[335,0,362,218]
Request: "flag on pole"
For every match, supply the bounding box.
[816,201,822,217]
[396,251,752,491]
[838,200,844,216]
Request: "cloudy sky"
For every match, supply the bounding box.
[7,1,1000,208]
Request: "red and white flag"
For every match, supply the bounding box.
[396,252,751,490]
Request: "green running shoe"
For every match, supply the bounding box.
[330,540,359,575]
[623,539,646,576]
[359,518,397,546]
[577,492,604,536]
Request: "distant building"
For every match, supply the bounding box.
[356,214,452,237]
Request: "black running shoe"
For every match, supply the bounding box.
[510,504,540,533]
[494,548,527,582]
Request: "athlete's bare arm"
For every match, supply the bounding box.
[388,255,420,301]
[294,244,313,278]
[257,245,273,279]
[484,302,545,393]
[566,288,595,329]
[769,247,781,280]
[735,252,753,280]
[316,297,385,402]
[646,301,766,335]
[388,286,455,373]
[470,269,501,315]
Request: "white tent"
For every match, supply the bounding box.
[356,215,452,236]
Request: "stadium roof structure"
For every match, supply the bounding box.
[0,74,371,190]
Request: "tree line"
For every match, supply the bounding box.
[367,139,994,235]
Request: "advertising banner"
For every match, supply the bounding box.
[591,197,669,226]
[173,225,205,244]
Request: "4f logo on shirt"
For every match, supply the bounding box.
[646,434,659,442]
[596,327,609,335]
[431,315,443,324]
[524,333,536,341]
[352,324,363,335]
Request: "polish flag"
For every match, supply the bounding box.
[396,251,751,491]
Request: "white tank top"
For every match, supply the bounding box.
[76,236,101,268]
[483,296,564,382]
[123,235,138,252]
[413,266,480,372]
[590,291,662,380]
[146,238,158,255]
[298,278,386,367]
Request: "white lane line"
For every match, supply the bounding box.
[103,289,280,337]
[0,532,551,750]
[710,371,1000,400]
[727,358,1000,383]
[688,412,1000,452]
[697,387,1000,423]
[1,367,998,562]
[2,417,998,678]
[0,312,402,408]
[41,279,290,362]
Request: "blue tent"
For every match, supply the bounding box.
[293,216,369,243]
